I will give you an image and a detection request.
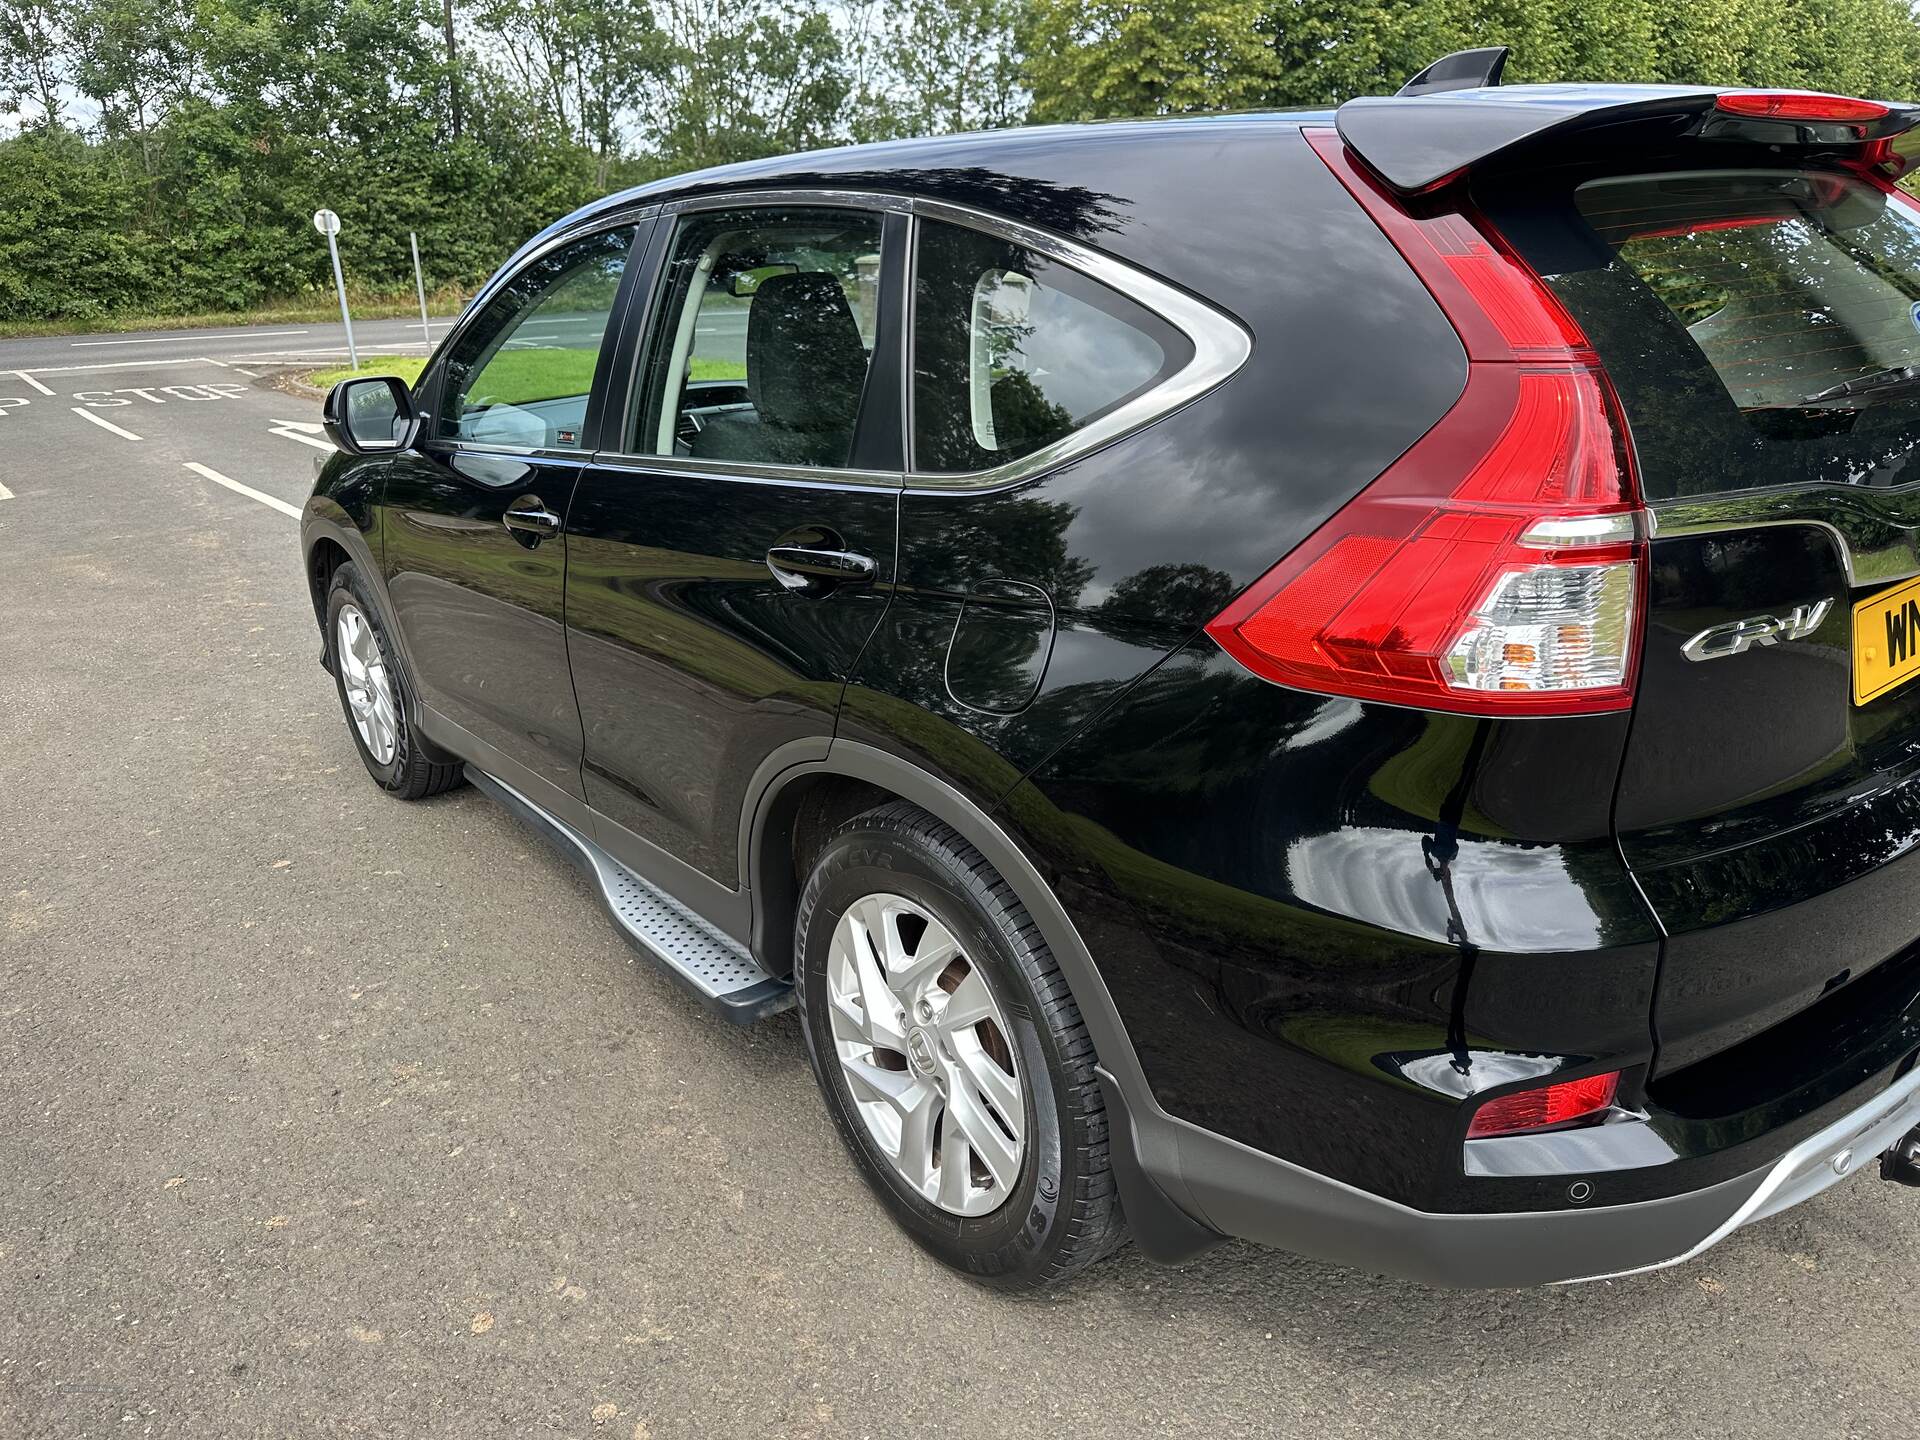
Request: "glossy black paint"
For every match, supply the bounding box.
[566,462,899,880]
[378,446,593,802]
[844,131,1473,791]
[562,209,906,886]
[301,108,1920,1253]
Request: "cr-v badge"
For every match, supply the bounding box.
[1681,599,1833,662]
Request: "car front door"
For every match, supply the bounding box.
[380,221,643,824]
[563,200,907,924]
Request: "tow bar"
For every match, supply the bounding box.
[1881,1123,1920,1187]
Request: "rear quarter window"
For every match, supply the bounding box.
[910,217,1191,475]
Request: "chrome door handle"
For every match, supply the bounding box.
[503,497,561,536]
[766,544,877,596]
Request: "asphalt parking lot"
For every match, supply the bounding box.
[4,323,1919,1440]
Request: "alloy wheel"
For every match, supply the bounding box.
[336,603,398,767]
[826,893,1027,1216]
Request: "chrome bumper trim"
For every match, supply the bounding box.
[1564,1064,1920,1284]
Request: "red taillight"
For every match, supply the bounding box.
[1204,132,1646,717]
[1467,1071,1620,1139]
[1716,91,1889,123]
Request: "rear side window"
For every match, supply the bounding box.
[911,218,1190,474]
[632,206,885,469]
[1531,170,1920,499]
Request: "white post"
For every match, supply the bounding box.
[327,230,358,371]
[410,231,431,346]
[314,208,358,371]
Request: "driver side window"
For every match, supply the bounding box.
[633,206,884,468]
[437,226,632,451]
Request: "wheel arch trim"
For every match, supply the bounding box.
[739,738,1224,1255]
[301,505,445,757]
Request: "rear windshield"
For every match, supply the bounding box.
[1527,168,1920,500]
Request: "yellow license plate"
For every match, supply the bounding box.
[1854,575,1920,704]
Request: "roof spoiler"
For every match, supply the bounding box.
[1338,68,1920,193]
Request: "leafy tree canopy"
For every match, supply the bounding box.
[6,0,1920,322]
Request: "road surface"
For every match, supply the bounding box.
[1,325,1917,1439]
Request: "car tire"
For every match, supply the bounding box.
[794,801,1127,1289]
[324,561,463,800]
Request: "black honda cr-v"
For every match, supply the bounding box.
[303,48,1920,1289]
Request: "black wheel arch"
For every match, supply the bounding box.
[302,507,460,768]
[740,737,1225,1263]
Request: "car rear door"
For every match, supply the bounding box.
[380,220,644,824]
[562,198,907,925]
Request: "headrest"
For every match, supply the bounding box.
[747,272,869,433]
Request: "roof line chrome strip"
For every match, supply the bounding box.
[662,188,912,216]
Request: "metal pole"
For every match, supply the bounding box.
[327,228,358,371]
[410,231,430,347]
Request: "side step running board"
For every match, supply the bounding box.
[465,766,794,1024]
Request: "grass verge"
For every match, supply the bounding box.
[306,355,431,389]
[303,352,747,392]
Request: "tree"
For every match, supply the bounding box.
[1020,0,1920,119]
[850,0,1024,140]
[639,0,849,170]
[0,0,71,126]
[473,0,663,185]
[1024,0,1280,123]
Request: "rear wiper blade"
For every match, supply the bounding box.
[1799,366,1920,403]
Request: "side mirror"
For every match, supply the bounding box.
[322,375,423,455]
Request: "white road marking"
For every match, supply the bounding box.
[196,356,231,368]
[71,407,142,440]
[232,368,267,379]
[70,329,309,348]
[269,418,334,451]
[183,462,301,519]
[12,370,53,395]
[0,479,14,500]
[227,342,435,360]
[20,356,234,376]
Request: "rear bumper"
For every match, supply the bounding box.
[1565,1060,1920,1283]
[1108,1061,1920,1288]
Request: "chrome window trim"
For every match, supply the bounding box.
[419,439,597,465]
[588,186,1253,493]
[584,453,904,492]
[902,196,1253,492]
[661,188,911,216]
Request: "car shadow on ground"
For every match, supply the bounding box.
[477,785,1855,1381]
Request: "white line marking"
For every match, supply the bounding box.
[183,462,301,519]
[195,356,231,368]
[21,356,233,376]
[226,342,438,360]
[70,329,309,348]
[0,479,14,500]
[271,426,334,452]
[71,407,142,440]
[12,370,52,395]
[232,368,267,379]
